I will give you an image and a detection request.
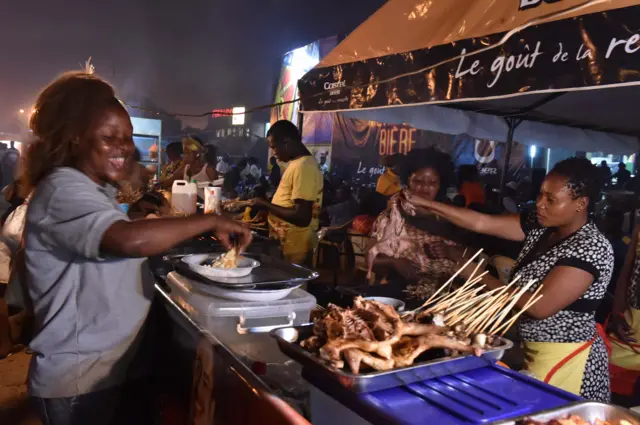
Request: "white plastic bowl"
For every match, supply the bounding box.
[182,253,260,278]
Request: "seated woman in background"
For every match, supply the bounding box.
[158,142,184,189]
[366,148,470,297]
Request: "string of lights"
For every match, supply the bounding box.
[120,0,604,120]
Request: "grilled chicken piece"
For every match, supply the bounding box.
[320,338,396,361]
[300,336,323,352]
[392,334,477,368]
[343,349,394,373]
[402,322,446,336]
[315,303,375,341]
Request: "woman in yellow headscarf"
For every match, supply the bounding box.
[182,137,218,198]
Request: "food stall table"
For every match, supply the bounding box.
[152,239,635,425]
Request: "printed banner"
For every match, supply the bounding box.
[299,6,640,111]
[320,113,526,186]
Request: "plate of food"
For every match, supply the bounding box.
[181,249,260,278]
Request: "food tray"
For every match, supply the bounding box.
[271,324,513,393]
[492,401,640,425]
[163,253,318,288]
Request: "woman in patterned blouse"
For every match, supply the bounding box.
[407,157,612,401]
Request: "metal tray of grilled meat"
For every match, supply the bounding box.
[163,253,318,289]
[271,324,513,393]
[491,401,640,424]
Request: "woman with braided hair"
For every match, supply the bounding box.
[407,157,613,401]
[22,71,251,424]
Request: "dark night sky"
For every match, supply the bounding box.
[0,0,385,133]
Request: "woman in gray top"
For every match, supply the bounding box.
[23,71,252,425]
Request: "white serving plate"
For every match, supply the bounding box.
[182,253,260,278]
[192,281,303,302]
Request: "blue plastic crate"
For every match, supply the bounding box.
[305,365,580,425]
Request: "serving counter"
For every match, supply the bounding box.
[152,236,314,425]
[151,239,637,425]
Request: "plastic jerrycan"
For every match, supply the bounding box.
[171,180,198,215]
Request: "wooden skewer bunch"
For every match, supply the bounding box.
[414,249,544,338]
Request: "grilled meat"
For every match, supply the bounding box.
[301,297,485,374]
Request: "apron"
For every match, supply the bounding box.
[609,309,640,396]
[525,324,608,396]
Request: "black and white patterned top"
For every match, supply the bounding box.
[511,211,614,343]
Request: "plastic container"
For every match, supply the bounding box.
[166,272,316,363]
[203,186,222,214]
[171,180,197,215]
[306,365,580,425]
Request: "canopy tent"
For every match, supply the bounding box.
[298,0,640,156]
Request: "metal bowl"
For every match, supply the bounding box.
[362,296,406,312]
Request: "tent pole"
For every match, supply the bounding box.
[297,111,304,136]
[498,118,522,206]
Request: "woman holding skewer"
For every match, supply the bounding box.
[406,157,613,401]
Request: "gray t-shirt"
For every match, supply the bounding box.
[25,167,154,398]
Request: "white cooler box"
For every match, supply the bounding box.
[166,271,316,363]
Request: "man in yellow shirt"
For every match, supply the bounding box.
[376,154,402,196]
[251,120,323,265]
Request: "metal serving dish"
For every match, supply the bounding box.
[163,253,318,289]
[271,324,513,393]
[492,401,640,424]
[181,253,260,278]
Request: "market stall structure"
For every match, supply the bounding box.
[155,1,640,424]
[298,0,640,199]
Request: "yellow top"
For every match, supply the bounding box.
[376,169,401,196]
[269,155,323,263]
